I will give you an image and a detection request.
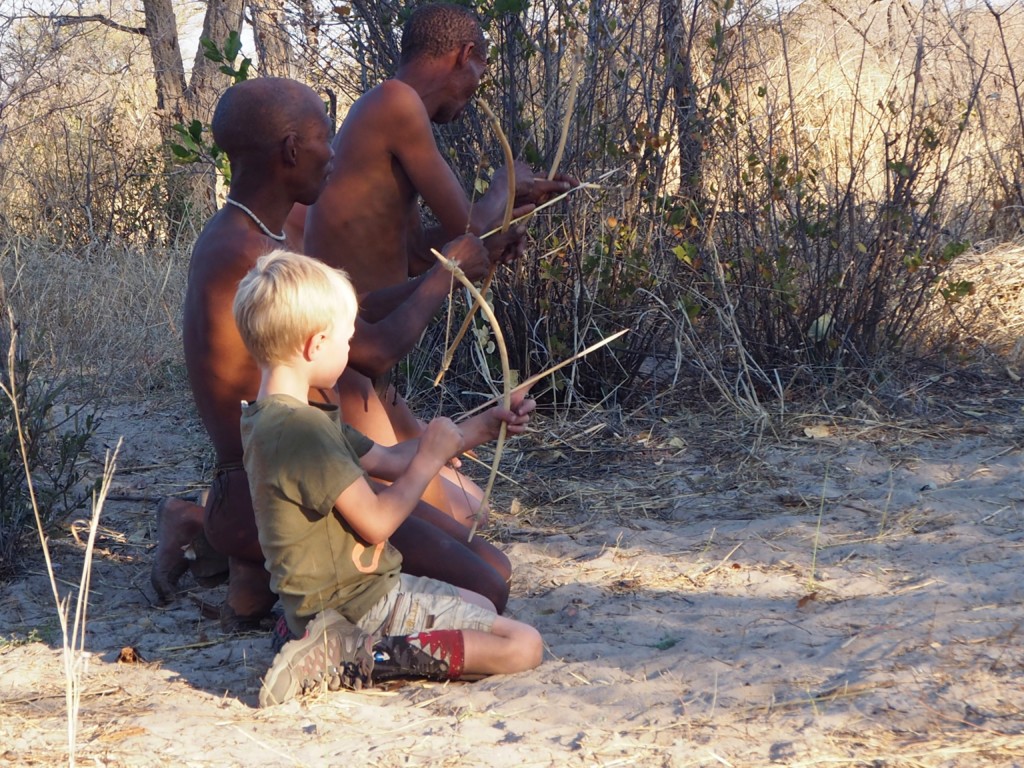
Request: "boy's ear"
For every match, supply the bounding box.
[303,331,326,361]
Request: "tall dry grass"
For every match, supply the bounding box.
[0,236,191,401]
[2,316,121,768]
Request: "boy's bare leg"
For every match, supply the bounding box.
[461,617,543,676]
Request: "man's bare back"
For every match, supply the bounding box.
[185,216,280,465]
[306,4,573,525]
[306,81,437,294]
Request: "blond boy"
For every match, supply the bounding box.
[233,249,542,706]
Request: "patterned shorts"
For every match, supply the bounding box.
[356,573,496,639]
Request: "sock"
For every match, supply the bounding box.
[372,629,465,682]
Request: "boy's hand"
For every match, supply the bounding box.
[419,417,465,466]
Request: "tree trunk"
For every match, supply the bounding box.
[294,0,320,81]
[250,0,293,77]
[660,0,705,201]
[141,0,245,234]
[142,0,188,126]
[188,0,247,118]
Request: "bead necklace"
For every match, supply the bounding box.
[225,197,287,242]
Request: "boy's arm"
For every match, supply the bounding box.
[358,398,536,483]
[337,418,463,544]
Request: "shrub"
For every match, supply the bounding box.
[0,316,98,580]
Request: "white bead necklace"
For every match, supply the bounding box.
[225,197,287,242]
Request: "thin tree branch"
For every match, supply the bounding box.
[52,14,146,36]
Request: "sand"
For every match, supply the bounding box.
[2,391,1023,767]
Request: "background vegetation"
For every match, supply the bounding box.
[1,0,1022,569]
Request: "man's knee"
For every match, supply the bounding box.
[203,467,263,562]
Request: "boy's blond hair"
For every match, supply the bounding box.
[233,249,358,366]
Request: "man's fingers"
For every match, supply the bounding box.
[510,202,535,220]
[533,179,572,203]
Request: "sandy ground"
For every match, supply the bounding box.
[2,386,1024,768]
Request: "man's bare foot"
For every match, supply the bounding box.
[151,498,227,602]
[219,557,278,632]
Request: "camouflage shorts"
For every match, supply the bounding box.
[356,573,496,639]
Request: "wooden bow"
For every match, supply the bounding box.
[432,247,510,541]
[434,98,514,387]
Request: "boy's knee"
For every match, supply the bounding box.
[525,626,544,669]
[512,624,543,671]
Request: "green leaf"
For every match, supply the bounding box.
[200,38,224,63]
[672,242,698,266]
[887,160,913,178]
[940,240,970,263]
[235,59,251,83]
[939,280,974,303]
[224,30,242,61]
[170,144,197,160]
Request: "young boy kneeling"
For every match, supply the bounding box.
[233,249,542,707]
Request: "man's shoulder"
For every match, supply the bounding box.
[190,213,268,282]
[354,79,427,120]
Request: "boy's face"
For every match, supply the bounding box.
[312,303,356,388]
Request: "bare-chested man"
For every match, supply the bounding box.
[305,3,575,525]
[153,77,515,629]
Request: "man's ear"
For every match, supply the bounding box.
[455,41,476,68]
[282,133,299,167]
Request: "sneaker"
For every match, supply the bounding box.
[258,610,373,707]
[270,613,297,654]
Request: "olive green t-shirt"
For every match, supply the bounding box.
[240,393,402,634]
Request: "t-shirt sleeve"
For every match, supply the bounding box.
[341,424,373,458]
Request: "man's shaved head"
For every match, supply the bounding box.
[400,3,485,65]
[212,78,325,160]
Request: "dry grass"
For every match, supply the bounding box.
[2,318,122,767]
[0,236,190,402]
[921,238,1024,368]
